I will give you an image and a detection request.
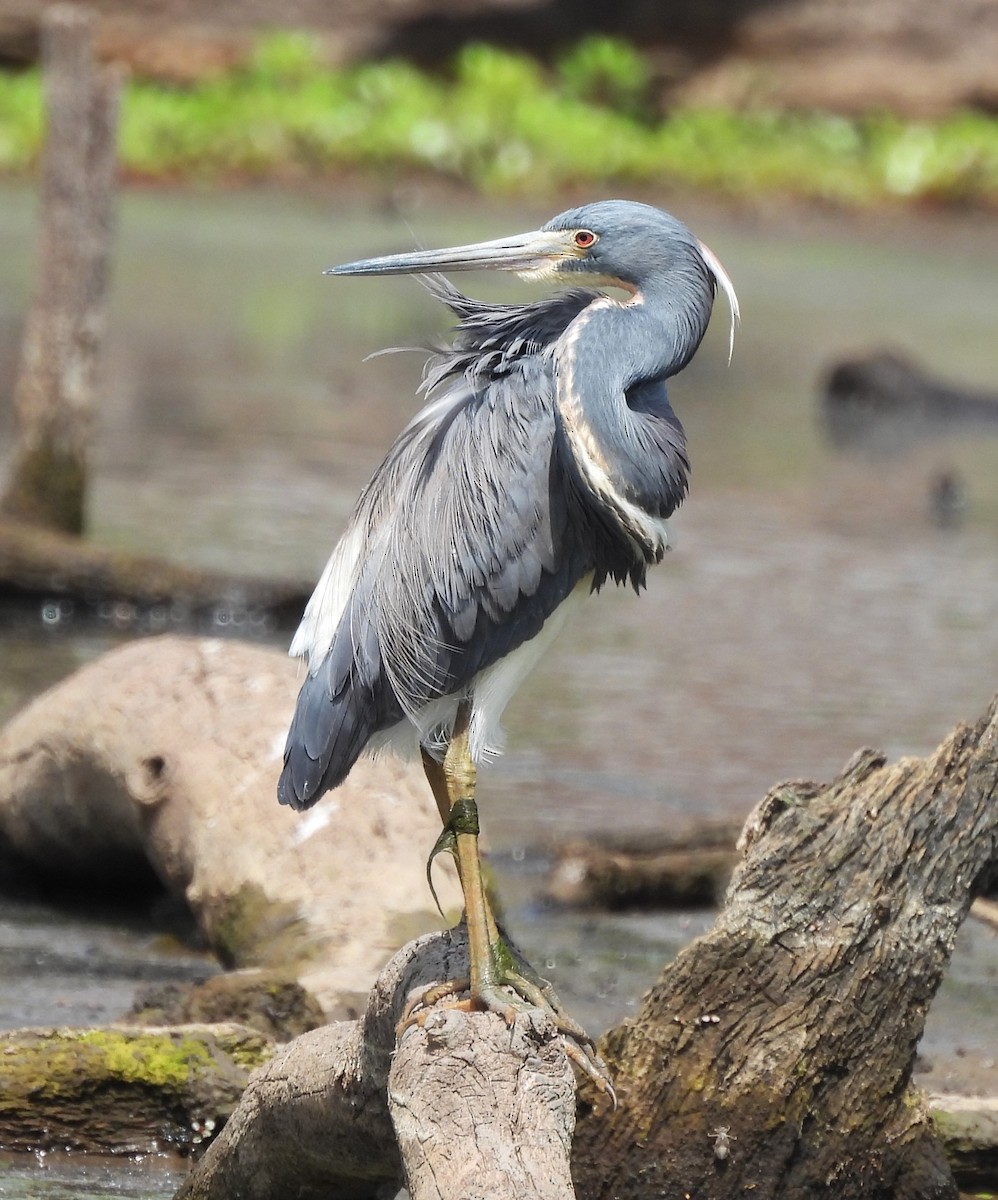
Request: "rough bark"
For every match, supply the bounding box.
[571,698,998,1200]
[0,5,119,534]
[177,926,577,1200]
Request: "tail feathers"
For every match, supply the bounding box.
[278,651,379,811]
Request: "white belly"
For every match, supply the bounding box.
[368,582,588,766]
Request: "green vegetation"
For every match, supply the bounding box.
[1,32,997,205]
[76,1029,213,1090]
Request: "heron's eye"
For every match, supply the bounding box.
[574,230,597,249]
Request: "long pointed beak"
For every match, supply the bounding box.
[326,229,576,277]
[697,239,740,364]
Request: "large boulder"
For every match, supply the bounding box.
[0,634,460,1018]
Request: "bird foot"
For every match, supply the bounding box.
[398,961,616,1107]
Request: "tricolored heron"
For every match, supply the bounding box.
[278,200,738,1088]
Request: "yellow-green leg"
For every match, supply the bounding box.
[406,703,616,1102]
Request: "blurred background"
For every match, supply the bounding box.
[0,2,996,1195]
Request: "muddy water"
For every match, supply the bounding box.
[1,185,997,1194]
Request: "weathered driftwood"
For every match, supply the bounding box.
[571,698,998,1200]
[0,5,119,534]
[0,1023,273,1155]
[168,696,997,1200]
[0,516,309,625]
[545,821,742,909]
[177,926,578,1200]
[0,636,461,1017]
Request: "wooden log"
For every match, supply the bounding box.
[545,821,742,909]
[177,926,577,1200]
[0,5,119,534]
[821,350,998,453]
[172,695,998,1200]
[548,835,996,915]
[0,516,309,626]
[571,699,998,1200]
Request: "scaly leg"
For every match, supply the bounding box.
[407,703,615,1103]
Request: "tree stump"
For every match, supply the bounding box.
[171,694,998,1200]
[177,926,578,1200]
[571,699,998,1200]
[1,5,119,534]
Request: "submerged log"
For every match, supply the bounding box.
[0,6,119,534]
[0,1023,273,1155]
[927,1094,998,1192]
[168,696,998,1199]
[0,516,308,625]
[545,821,741,909]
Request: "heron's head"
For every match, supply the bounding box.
[328,199,738,356]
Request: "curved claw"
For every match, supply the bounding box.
[558,1037,617,1109]
[398,976,470,1035]
[504,966,593,1046]
[396,959,616,1104]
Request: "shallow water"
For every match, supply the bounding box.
[0,1149,187,1200]
[1,183,997,1194]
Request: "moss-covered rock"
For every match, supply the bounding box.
[0,1023,274,1154]
[126,970,325,1041]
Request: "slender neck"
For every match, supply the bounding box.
[629,266,715,382]
[553,284,705,557]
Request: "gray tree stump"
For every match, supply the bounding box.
[1,4,119,533]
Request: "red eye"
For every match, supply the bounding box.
[574,229,597,249]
